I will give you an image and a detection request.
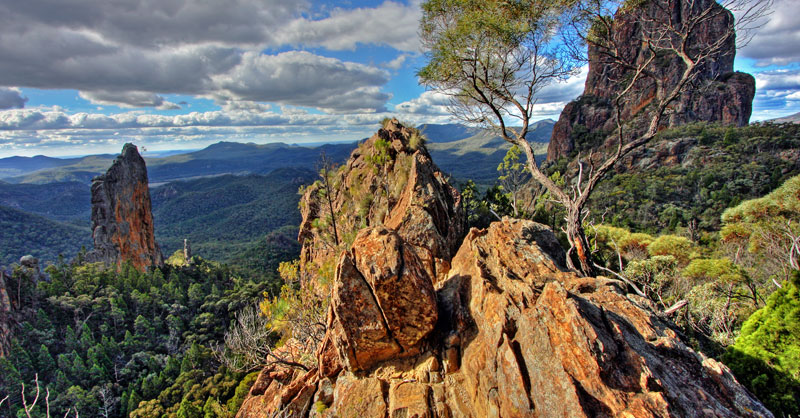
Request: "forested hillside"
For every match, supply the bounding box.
[0,253,291,417]
[0,206,90,266]
[151,168,315,262]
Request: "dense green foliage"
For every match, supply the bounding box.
[0,205,90,266]
[723,272,800,417]
[582,123,800,235]
[0,255,287,417]
[151,169,314,262]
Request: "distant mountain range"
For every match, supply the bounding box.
[0,121,555,265]
[0,121,555,185]
[770,112,800,123]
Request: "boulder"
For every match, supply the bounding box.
[331,227,438,371]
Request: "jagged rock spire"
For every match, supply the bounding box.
[84,143,163,271]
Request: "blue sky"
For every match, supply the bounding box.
[0,0,798,157]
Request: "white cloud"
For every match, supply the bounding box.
[738,0,800,66]
[752,69,800,113]
[211,51,391,112]
[80,91,181,110]
[395,91,452,115]
[0,0,406,113]
[0,88,27,110]
[383,54,412,70]
[276,1,421,52]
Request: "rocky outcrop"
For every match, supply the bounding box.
[0,270,10,357]
[237,121,771,417]
[84,143,163,271]
[298,119,464,285]
[547,0,755,162]
[239,223,771,416]
[330,227,438,371]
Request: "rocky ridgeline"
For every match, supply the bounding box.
[84,143,163,271]
[547,0,755,162]
[236,121,771,417]
[298,118,464,287]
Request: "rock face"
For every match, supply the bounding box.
[298,119,464,285]
[239,218,771,417]
[84,143,163,271]
[0,271,10,357]
[330,227,438,371]
[237,123,771,417]
[547,0,755,162]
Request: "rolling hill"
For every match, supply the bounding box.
[0,121,555,186]
[0,205,91,266]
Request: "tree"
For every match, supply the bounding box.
[418,0,769,276]
[497,145,531,217]
[316,153,341,246]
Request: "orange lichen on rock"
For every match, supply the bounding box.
[84,143,163,271]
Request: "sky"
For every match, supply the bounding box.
[0,0,799,158]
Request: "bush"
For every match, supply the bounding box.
[723,271,800,416]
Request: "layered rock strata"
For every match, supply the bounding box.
[84,143,163,271]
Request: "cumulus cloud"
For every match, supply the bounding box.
[750,69,800,118]
[383,54,413,70]
[0,88,27,110]
[395,91,452,115]
[1,0,306,49]
[211,51,391,112]
[80,91,181,110]
[0,0,405,113]
[738,0,800,67]
[276,1,421,52]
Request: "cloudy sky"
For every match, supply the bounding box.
[0,0,798,157]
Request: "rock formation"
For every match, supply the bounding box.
[547,0,755,162]
[298,118,464,285]
[236,122,772,417]
[0,270,10,357]
[84,143,163,271]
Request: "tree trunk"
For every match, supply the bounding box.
[564,207,594,277]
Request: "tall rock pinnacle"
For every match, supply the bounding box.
[84,143,163,271]
[547,0,755,162]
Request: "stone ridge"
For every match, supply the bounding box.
[236,122,771,417]
[84,143,163,271]
[547,0,755,162]
[238,218,772,417]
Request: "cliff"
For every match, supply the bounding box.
[236,122,771,417]
[0,271,9,357]
[84,143,163,271]
[547,0,755,162]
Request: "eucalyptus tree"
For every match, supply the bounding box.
[418,0,770,276]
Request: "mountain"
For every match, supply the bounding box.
[425,121,553,185]
[1,121,556,187]
[0,181,90,223]
[770,112,800,123]
[417,123,477,143]
[2,142,353,184]
[0,205,91,266]
[0,155,83,178]
[548,0,754,161]
[151,167,316,262]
